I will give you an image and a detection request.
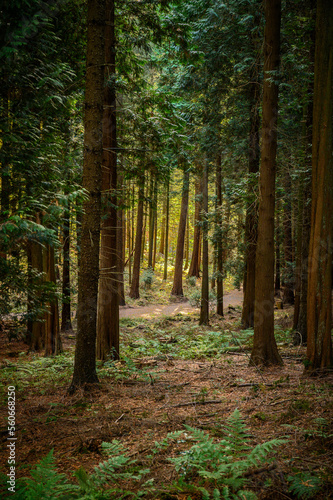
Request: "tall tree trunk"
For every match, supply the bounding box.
[61,203,72,331]
[275,206,282,292]
[163,177,170,280]
[129,179,145,299]
[30,240,45,351]
[241,75,260,328]
[306,0,333,372]
[188,179,202,278]
[159,192,166,255]
[148,171,155,269]
[216,155,224,316]
[44,244,62,356]
[152,183,158,269]
[118,174,126,305]
[200,161,209,325]
[250,0,283,366]
[96,0,119,361]
[171,168,190,296]
[184,212,190,270]
[282,170,294,304]
[69,0,105,391]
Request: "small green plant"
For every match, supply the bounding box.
[189,288,216,307]
[1,441,152,499]
[154,409,287,499]
[287,472,322,499]
[187,276,197,287]
[142,267,154,288]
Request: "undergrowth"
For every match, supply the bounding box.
[0,410,296,500]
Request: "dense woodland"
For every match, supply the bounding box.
[0,0,332,499]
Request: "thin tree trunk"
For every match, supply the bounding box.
[275,205,281,292]
[306,0,333,372]
[241,74,260,328]
[188,179,202,278]
[171,168,190,296]
[44,244,62,356]
[30,240,45,351]
[216,155,224,316]
[129,179,144,299]
[200,161,209,325]
[61,202,72,331]
[159,192,166,255]
[163,177,170,281]
[282,170,294,304]
[69,0,105,391]
[184,212,190,270]
[152,182,158,269]
[118,174,125,305]
[148,172,154,269]
[250,0,283,366]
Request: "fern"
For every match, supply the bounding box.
[14,449,79,499]
[287,472,322,499]
[167,409,287,499]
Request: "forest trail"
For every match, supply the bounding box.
[119,289,243,319]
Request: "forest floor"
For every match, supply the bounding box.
[0,283,333,499]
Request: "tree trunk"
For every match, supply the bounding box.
[129,179,144,299]
[171,168,190,296]
[216,154,224,316]
[200,161,209,325]
[148,171,155,269]
[188,179,202,278]
[30,240,45,351]
[118,174,126,306]
[96,0,119,361]
[241,75,260,328]
[61,203,72,331]
[275,206,282,293]
[250,0,283,367]
[282,170,294,304]
[159,192,166,255]
[69,0,105,391]
[163,177,170,281]
[44,244,62,356]
[306,0,333,372]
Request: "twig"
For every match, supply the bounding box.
[114,413,125,423]
[159,399,223,410]
[243,463,276,478]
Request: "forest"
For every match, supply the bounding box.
[0,0,332,498]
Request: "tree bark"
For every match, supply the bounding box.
[96,0,119,361]
[163,177,170,280]
[216,154,224,316]
[200,161,209,325]
[188,178,203,278]
[129,179,145,299]
[61,203,72,331]
[118,174,126,305]
[171,168,190,296]
[282,170,294,304]
[250,0,283,367]
[69,0,105,391]
[44,244,62,356]
[241,75,260,328]
[306,0,333,372]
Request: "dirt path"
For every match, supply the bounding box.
[120,289,243,319]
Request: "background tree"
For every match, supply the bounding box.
[250,0,283,367]
[306,0,333,372]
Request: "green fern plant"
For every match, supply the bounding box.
[166,409,287,499]
[287,472,322,499]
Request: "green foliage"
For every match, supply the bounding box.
[189,288,216,308]
[287,472,322,499]
[142,267,155,287]
[158,409,286,499]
